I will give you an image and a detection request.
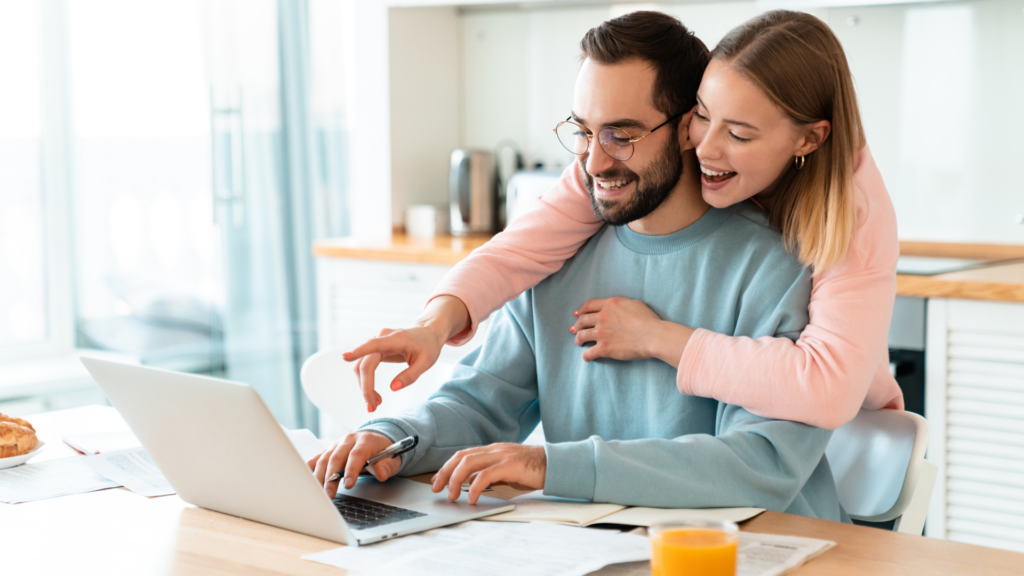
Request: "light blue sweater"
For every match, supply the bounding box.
[363,202,847,522]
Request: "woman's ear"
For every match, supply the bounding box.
[678,106,698,152]
[796,120,831,156]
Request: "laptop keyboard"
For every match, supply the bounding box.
[332,494,427,531]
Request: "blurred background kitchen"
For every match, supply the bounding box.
[2,0,1023,551]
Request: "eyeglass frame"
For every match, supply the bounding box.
[552,112,684,161]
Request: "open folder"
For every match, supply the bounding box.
[482,492,764,527]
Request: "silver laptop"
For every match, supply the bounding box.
[80,357,514,546]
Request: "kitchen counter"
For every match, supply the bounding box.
[312,233,493,266]
[896,242,1024,303]
[313,235,1024,303]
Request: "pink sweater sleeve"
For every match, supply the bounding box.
[677,145,905,429]
[431,163,602,345]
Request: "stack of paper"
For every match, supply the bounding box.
[0,457,120,503]
[483,492,764,527]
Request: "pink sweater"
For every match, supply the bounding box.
[431,145,904,429]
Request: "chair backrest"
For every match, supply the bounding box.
[825,409,930,523]
[300,348,453,434]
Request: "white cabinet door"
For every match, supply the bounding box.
[925,299,1024,553]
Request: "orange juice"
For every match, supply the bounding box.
[650,526,738,576]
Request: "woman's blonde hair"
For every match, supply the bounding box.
[713,10,862,271]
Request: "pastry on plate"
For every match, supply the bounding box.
[0,413,38,458]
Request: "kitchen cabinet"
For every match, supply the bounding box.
[924,299,1024,552]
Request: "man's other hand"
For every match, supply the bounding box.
[432,443,546,505]
[307,431,398,500]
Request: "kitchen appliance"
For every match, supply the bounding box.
[505,170,562,226]
[405,204,450,238]
[449,149,498,235]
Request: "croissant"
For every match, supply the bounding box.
[0,413,38,458]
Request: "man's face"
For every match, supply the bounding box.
[572,58,683,226]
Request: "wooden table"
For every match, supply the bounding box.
[5,408,1024,575]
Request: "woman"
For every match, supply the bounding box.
[344,10,903,430]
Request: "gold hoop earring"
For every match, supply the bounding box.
[794,155,805,170]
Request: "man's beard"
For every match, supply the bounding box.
[580,129,683,226]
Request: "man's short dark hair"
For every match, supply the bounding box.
[580,11,710,118]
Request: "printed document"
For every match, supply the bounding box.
[0,456,120,503]
[303,521,652,576]
[84,448,174,497]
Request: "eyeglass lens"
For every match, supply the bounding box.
[555,122,634,161]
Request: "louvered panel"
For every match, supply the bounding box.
[948,331,1024,350]
[947,479,1024,503]
[948,492,1024,516]
[947,453,1024,474]
[947,414,1024,436]
[948,345,1024,364]
[946,519,1024,548]
[947,532,1024,554]
[948,386,1024,405]
[948,438,1024,460]
[947,465,1024,489]
[949,359,1024,379]
[938,301,1024,550]
[948,372,1024,392]
[948,425,1024,447]
[948,506,1024,530]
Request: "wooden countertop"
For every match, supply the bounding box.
[313,234,1024,303]
[313,233,494,266]
[896,242,1024,303]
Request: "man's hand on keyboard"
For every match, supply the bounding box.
[431,443,546,505]
[308,432,397,499]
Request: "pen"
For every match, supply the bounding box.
[326,435,418,483]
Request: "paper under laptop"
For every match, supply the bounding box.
[483,491,764,527]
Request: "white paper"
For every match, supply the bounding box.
[286,429,329,462]
[0,456,120,503]
[62,430,141,455]
[736,532,835,576]
[303,521,651,576]
[484,491,626,526]
[84,448,175,497]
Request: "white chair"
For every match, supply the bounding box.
[825,409,938,534]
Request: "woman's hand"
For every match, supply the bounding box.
[571,297,695,367]
[343,296,470,412]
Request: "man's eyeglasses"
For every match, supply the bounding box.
[552,113,682,161]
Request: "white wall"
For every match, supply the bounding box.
[442,0,1024,244]
[389,6,461,226]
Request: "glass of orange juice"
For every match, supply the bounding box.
[650,520,739,576]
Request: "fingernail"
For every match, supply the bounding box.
[390,380,402,391]
[574,311,579,317]
[367,403,374,412]
[569,326,575,333]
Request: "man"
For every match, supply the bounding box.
[310,12,845,522]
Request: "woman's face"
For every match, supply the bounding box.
[688,59,822,208]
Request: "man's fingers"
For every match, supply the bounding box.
[467,467,500,505]
[370,456,402,482]
[447,453,495,501]
[432,453,460,493]
[343,441,375,491]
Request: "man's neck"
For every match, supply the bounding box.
[627,150,710,236]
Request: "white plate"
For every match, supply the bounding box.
[0,441,46,470]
